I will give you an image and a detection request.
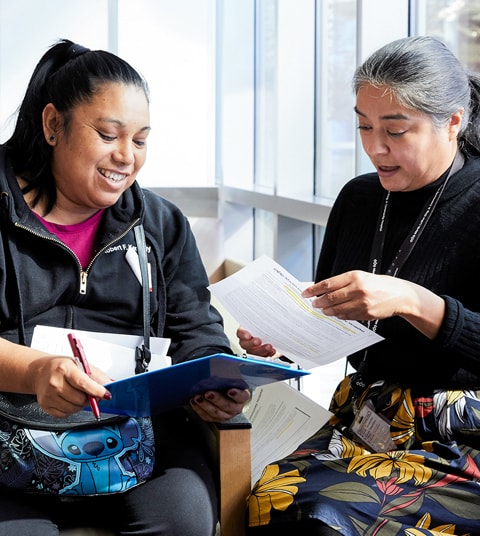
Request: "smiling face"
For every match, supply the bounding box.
[355,84,463,192]
[40,82,150,223]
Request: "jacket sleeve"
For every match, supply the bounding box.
[144,192,232,364]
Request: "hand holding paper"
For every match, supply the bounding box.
[209,256,384,370]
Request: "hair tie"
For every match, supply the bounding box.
[67,42,90,59]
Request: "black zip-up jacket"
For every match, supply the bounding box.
[0,145,232,364]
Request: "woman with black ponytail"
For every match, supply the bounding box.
[0,39,248,535]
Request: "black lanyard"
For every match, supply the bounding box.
[365,150,465,335]
[369,150,464,278]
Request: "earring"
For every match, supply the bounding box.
[49,135,55,142]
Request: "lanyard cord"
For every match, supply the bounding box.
[358,151,465,373]
[134,224,152,374]
[369,150,465,279]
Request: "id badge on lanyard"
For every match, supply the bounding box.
[350,400,397,452]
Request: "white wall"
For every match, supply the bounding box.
[0,0,224,273]
[0,0,217,189]
[0,0,109,140]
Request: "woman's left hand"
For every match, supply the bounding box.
[190,388,250,423]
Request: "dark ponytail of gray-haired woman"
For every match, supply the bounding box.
[5,38,149,214]
[353,35,480,157]
[461,74,480,156]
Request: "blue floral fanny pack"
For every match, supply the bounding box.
[0,393,155,496]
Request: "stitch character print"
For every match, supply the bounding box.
[26,419,142,494]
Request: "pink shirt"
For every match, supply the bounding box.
[34,210,104,269]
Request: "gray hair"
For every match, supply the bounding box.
[353,36,480,154]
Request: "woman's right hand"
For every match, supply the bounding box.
[236,327,277,357]
[31,355,111,418]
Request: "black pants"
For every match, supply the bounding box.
[0,410,218,536]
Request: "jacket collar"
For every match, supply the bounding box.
[0,144,145,231]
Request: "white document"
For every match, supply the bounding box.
[209,255,383,370]
[31,325,171,381]
[245,381,332,485]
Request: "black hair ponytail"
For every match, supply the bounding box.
[4,39,147,214]
[459,74,480,157]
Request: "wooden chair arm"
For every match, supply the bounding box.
[211,414,252,536]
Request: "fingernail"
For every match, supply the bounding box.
[205,392,215,401]
[103,391,112,400]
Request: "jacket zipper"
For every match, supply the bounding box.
[15,218,140,295]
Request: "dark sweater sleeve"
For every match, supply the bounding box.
[315,174,381,282]
[436,296,480,375]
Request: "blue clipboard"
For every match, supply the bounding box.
[97,353,309,417]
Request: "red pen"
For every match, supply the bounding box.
[67,333,101,420]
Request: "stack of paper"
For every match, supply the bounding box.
[31,325,172,380]
[245,381,332,484]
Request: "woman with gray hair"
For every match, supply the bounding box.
[243,36,480,535]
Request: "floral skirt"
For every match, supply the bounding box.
[248,374,480,535]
